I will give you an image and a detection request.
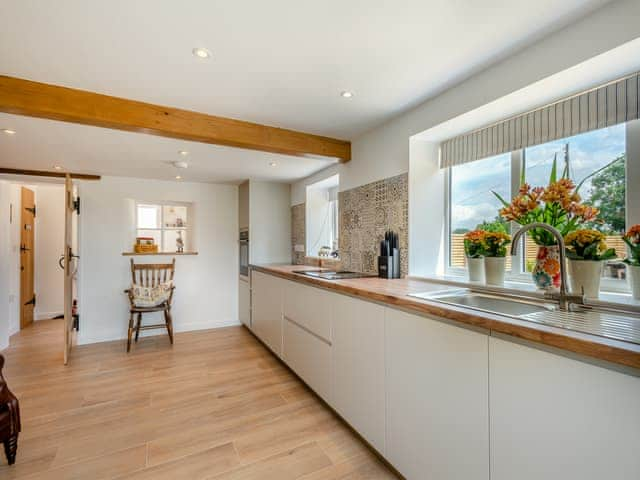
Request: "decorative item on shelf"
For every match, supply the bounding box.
[176,217,184,227]
[564,229,616,299]
[318,246,332,257]
[176,230,184,253]
[623,225,640,300]
[463,229,485,283]
[481,231,511,286]
[494,155,600,291]
[378,230,401,279]
[133,236,158,254]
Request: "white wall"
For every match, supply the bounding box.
[0,181,11,350]
[77,176,238,345]
[33,185,65,320]
[409,139,445,277]
[291,0,640,197]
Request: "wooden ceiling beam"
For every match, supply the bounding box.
[0,75,351,162]
[0,168,101,180]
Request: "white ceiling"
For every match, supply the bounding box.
[0,113,334,183]
[0,0,612,183]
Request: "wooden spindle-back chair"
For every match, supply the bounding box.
[124,259,176,352]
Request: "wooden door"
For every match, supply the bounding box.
[20,187,35,329]
[63,175,74,364]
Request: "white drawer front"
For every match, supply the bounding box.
[283,281,332,342]
[283,317,332,403]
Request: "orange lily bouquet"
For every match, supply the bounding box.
[493,156,599,246]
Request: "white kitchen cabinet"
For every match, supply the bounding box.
[385,308,490,480]
[489,337,640,480]
[250,271,283,356]
[282,317,332,402]
[283,281,332,342]
[332,294,385,453]
[238,277,250,327]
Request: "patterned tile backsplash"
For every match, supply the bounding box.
[339,173,408,276]
[291,173,408,276]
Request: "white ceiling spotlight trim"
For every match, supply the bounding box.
[192,47,212,59]
[175,175,182,180]
[2,129,16,135]
[172,160,189,169]
[178,150,189,156]
[53,165,62,170]
[340,91,354,99]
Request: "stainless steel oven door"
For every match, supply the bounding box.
[239,239,249,276]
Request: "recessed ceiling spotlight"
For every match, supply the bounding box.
[175,175,182,180]
[269,161,277,167]
[2,129,16,135]
[172,160,189,169]
[53,165,62,170]
[192,47,212,59]
[340,91,354,99]
[178,150,189,156]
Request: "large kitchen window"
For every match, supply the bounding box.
[446,122,631,290]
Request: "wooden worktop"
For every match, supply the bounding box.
[252,264,640,371]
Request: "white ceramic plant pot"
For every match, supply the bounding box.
[628,264,640,300]
[484,256,506,286]
[567,259,603,299]
[466,257,485,283]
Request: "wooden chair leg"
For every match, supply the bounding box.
[165,308,174,345]
[134,313,142,343]
[127,312,134,353]
[4,434,18,465]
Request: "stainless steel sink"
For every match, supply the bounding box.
[409,289,640,345]
[292,270,376,280]
[409,289,556,317]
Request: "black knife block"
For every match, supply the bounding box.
[378,256,393,279]
[392,248,401,279]
[378,249,401,279]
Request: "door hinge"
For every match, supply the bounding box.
[24,294,36,307]
[24,205,36,217]
[73,197,80,214]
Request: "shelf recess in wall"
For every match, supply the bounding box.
[121,251,198,256]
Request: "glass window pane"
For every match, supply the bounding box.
[523,124,626,275]
[450,153,511,269]
[163,205,188,228]
[137,204,160,229]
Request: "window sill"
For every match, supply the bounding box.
[122,251,198,256]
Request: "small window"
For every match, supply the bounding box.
[135,202,191,252]
[306,175,339,258]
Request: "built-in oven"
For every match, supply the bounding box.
[239,229,249,277]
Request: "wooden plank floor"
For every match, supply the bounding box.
[0,319,398,479]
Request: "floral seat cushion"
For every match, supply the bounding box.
[131,281,173,308]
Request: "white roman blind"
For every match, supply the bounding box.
[440,72,640,168]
